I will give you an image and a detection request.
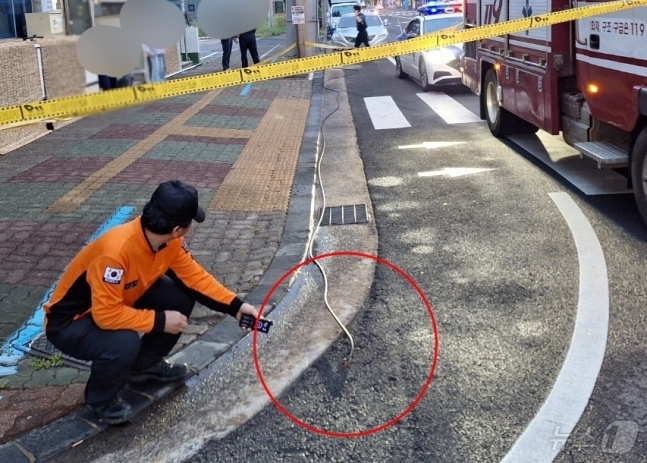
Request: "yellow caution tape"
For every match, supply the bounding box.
[305,41,350,50]
[1,0,646,128]
[259,43,297,65]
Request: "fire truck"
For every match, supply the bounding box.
[460,0,647,224]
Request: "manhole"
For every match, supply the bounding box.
[29,333,91,370]
[321,204,369,226]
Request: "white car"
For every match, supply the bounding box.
[331,13,389,48]
[394,13,464,91]
[327,2,360,38]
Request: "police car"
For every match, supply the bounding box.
[417,0,462,15]
[394,12,464,91]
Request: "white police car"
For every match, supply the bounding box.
[394,12,464,91]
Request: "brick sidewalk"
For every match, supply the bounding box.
[0,40,316,452]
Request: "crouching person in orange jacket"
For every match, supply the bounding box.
[44,180,259,424]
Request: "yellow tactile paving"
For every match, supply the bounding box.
[47,90,222,214]
[208,96,310,213]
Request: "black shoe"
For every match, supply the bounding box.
[128,360,188,383]
[87,397,133,424]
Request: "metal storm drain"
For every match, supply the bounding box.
[29,333,91,370]
[321,204,369,226]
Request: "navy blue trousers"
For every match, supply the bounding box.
[47,276,195,407]
[239,32,260,68]
[221,38,233,70]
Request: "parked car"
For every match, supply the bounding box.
[327,2,360,38]
[331,12,390,48]
[417,0,462,16]
[394,12,464,91]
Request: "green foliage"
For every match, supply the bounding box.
[0,379,8,389]
[28,352,64,370]
[256,13,287,38]
[192,22,209,38]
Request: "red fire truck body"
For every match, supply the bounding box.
[461,0,647,223]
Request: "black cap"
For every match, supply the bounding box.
[150,180,205,225]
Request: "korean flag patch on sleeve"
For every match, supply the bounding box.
[103,267,124,285]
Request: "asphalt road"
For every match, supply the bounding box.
[49,16,647,463]
[186,40,647,463]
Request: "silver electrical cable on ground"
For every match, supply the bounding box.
[305,70,360,365]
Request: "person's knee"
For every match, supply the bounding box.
[101,330,141,365]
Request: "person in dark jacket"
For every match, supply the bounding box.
[238,29,260,68]
[354,5,370,48]
[44,180,259,425]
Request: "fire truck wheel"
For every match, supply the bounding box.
[483,69,537,136]
[395,57,407,79]
[631,128,647,224]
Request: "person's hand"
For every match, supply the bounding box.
[164,310,188,334]
[235,303,259,333]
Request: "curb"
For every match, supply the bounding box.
[0,72,323,463]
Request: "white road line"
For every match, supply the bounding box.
[364,96,411,130]
[399,141,466,150]
[417,93,482,124]
[507,131,632,196]
[502,192,609,463]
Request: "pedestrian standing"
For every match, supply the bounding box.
[44,180,259,424]
[238,29,260,68]
[221,37,234,71]
[354,5,370,48]
[143,44,166,83]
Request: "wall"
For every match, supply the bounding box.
[0,37,85,154]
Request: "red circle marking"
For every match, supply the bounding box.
[252,250,439,438]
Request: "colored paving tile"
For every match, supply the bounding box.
[90,124,161,140]
[197,105,268,118]
[0,154,52,182]
[141,140,244,165]
[47,90,222,214]
[56,139,139,159]
[74,184,149,217]
[0,221,97,287]
[0,285,47,344]
[139,102,192,113]
[117,111,178,125]
[6,140,77,157]
[186,114,262,131]
[209,94,311,212]
[108,159,231,189]
[8,158,112,183]
[0,183,80,221]
[164,134,249,145]
[211,95,273,108]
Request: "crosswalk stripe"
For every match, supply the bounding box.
[417,93,482,124]
[364,96,412,130]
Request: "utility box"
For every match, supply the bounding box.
[25,11,65,38]
[181,26,200,65]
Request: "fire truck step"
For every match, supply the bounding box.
[573,141,629,169]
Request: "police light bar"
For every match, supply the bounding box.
[417,1,463,15]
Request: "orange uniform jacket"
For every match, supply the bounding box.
[44,217,243,335]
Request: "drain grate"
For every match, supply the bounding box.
[321,204,369,226]
[29,333,91,370]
